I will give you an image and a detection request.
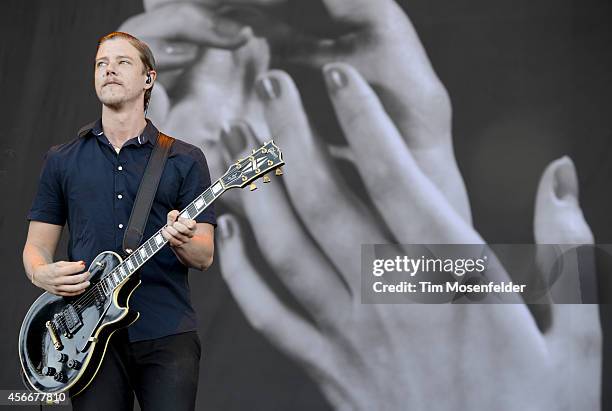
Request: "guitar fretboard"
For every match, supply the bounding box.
[97,178,225,296]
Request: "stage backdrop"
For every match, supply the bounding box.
[1,0,611,410]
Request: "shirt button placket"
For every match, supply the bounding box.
[115,160,125,247]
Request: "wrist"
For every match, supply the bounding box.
[30,263,46,285]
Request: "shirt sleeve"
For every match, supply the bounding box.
[27,147,67,226]
[176,147,217,227]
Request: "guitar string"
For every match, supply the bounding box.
[69,186,219,317]
[55,152,277,326]
[69,189,211,314]
[66,125,150,316]
[72,240,163,315]
[70,227,169,317]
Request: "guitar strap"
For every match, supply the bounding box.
[122,132,174,254]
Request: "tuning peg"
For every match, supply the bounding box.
[275,167,283,176]
[263,174,270,183]
[249,183,257,191]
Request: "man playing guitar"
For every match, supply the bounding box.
[22,31,216,411]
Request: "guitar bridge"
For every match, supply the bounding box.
[59,304,83,335]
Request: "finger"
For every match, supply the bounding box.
[55,281,91,293]
[119,3,252,53]
[136,38,200,71]
[55,260,85,267]
[166,236,183,248]
[57,272,91,285]
[323,63,477,244]
[167,210,180,225]
[216,214,337,378]
[177,217,197,231]
[253,71,388,286]
[162,227,187,246]
[56,290,87,297]
[534,157,594,245]
[533,156,599,339]
[146,0,286,10]
[278,6,472,222]
[168,223,193,239]
[54,261,87,276]
[320,0,395,24]
[220,121,351,324]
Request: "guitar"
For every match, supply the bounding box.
[18,141,284,396]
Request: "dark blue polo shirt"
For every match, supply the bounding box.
[27,119,216,342]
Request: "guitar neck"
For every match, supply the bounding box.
[98,178,226,295]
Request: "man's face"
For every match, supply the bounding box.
[94,38,148,109]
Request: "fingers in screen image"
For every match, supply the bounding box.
[320,63,476,244]
[218,120,352,325]
[216,214,342,387]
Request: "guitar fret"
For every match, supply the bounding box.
[101,174,245,287]
[211,182,222,195]
[203,190,214,204]
[18,145,284,381]
[149,238,158,251]
[187,204,197,218]
[144,241,153,255]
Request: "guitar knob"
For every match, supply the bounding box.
[263,174,270,183]
[275,167,283,176]
[249,183,257,191]
[67,359,82,370]
[56,353,68,363]
[53,371,67,383]
[42,366,56,376]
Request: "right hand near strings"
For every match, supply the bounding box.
[32,261,91,297]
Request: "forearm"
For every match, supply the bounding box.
[171,234,214,271]
[23,243,54,283]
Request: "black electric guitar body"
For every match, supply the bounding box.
[19,251,140,395]
[19,141,284,395]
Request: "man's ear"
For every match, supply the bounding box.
[145,70,157,88]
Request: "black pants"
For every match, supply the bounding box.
[70,328,201,411]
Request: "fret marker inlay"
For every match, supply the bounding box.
[155,234,163,245]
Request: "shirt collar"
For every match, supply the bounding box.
[86,118,159,147]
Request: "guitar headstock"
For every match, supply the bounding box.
[221,140,285,190]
